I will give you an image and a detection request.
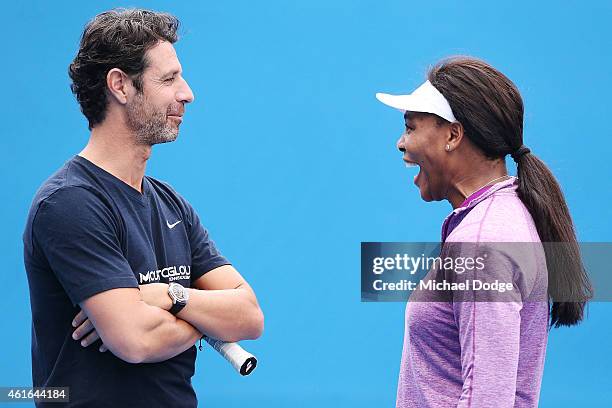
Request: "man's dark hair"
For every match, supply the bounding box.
[69,8,180,129]
[429,56,593,327]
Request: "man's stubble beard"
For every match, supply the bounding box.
[126,91,178,146]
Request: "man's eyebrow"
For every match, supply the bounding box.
[160,68,181,78]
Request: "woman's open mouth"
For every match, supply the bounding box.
[403,159,422,186]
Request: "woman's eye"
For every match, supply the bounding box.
[405,125,414,133]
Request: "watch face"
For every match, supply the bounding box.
[170,283,188,304]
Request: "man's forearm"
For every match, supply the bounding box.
[176,287,263,343]
[126,302,202,363]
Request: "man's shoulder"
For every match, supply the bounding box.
[26,158,116,232]
[31,156,109,206]
[23,159,116,249]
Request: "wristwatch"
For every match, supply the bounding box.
[168,282,189,315]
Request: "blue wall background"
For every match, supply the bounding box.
[2,1,610,406]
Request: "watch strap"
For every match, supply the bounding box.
[169,301,186,315]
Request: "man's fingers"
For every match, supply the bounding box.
[72,310,87,327]
[72,318,94,341]
[79,330,100,347]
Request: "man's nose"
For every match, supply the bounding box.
[177,77,195,104]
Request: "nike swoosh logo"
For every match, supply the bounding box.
[166,220,182,229]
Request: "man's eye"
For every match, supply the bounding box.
[164,77,175,83]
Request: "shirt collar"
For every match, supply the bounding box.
[445,176,518,218]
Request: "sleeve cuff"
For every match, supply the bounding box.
[69,277,140,306]
[190,258,232,283]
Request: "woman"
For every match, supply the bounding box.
[375,57,592,407]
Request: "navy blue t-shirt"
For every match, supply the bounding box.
[23,155,230,407]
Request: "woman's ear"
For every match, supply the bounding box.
[446,121,464,150]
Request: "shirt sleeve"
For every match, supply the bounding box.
[32,186,138,306]
[445,243,523,407]
[181,199,231,283]
[453,299,522,407]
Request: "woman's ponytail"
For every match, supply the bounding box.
[514,151,592,327]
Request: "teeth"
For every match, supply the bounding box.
[405,162,418,168]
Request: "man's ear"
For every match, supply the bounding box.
[106,68,131,105]
[447,121,465,150]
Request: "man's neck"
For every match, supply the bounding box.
[79,122,152,193]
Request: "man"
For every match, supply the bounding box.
[23,9,263,407]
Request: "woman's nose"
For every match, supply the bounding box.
[397,133,406,152]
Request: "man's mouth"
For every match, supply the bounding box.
[167,112,184,124]
[167,106,185,119]
[167,116,182,124]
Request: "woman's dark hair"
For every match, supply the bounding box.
[69,8,180,129]
[428,56,592,327]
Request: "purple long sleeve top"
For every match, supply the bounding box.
[396,176,549,407]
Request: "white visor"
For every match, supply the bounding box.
[376,80,457,123]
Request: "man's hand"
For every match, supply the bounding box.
[72,283,172,352]
[72,309,108,352]
[139,283,172,310]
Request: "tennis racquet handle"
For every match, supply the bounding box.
[203,336,258,376]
